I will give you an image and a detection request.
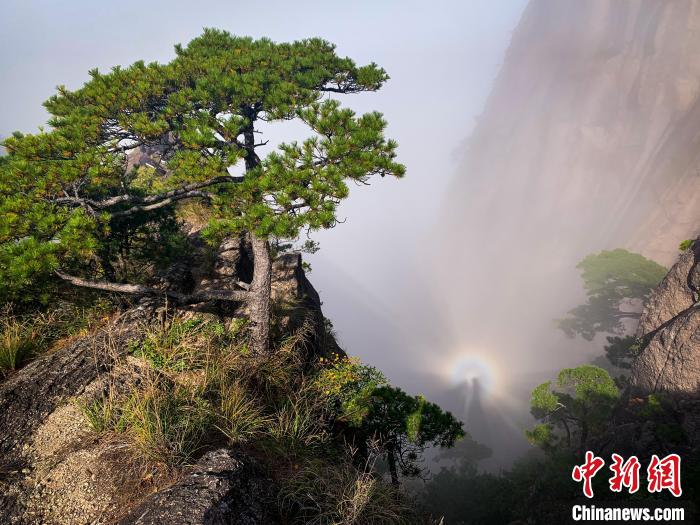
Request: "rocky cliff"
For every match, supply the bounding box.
[0,236,336,525]
[582,242,700,520]
[632,239,700,395]
[450,0,700,267]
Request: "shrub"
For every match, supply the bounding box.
[680,239,695,251]
[314,355,386,426]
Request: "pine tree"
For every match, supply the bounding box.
[0,29,405,353]
[557,249,666,341]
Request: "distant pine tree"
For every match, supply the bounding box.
[557,249,667,341]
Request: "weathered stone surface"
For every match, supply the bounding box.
[447,0,700,271]
[118,449,276,525]
[0,306,149,460]
[636,242,700,336]
[632,306,700,395]
[630,237,700,395]
[194,237,342,359]
[0,307,155,524]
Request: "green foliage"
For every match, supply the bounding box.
[312,355,464,482]
[524,423,555,449]
[128,316,234,372]
[679,239,695,251]
[0,29,403,303]
[527,365,619,453]
[76,311,458,522]
[314,354,387,425]
[358,386,464,481]
[632,393,687,445]
[364,386,464,449]
[557,249,666,340]
[603,335,641,370]
[639,393,664,418]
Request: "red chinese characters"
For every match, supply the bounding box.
[647,453,682,497]
[573,452,682,498]
[572,451,605,498]
[609,454,640,494]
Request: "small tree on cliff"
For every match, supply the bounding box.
[557,249,666,369]
[361,386,464,485]
[526,365,619,456]
[0,30,404,353]
[557,249,666,341]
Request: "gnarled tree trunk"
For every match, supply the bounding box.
[248,233,272,354]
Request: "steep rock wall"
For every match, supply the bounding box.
[450,0,700,267]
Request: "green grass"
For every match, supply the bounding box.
[76,390,121,434]
[216,379,269,443]
[266,391,329,451]
[129,316,237,372]
[0,300,114,376]
[0,316,42,373]
[120,380,213,467]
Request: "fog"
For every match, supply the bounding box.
[6,1,697,469]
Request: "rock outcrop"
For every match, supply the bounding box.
[632,240,700,395]
[118,449,276,525]
[0,311,156,524]
[189,234,342,360]
[0,236,337,525]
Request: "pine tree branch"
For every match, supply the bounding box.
[109,190,214,218]
[54,270,249,303]
[52,175,244,214]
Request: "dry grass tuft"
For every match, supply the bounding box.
[279,453,417,525]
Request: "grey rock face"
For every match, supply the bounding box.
[636,243,700,336]
[0,306,154,524]
[119,449,276,525]
[632,306,700,395]
[631,240,700,395]
[195,237,342,359]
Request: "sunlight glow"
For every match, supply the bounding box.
[443,351,502,397]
